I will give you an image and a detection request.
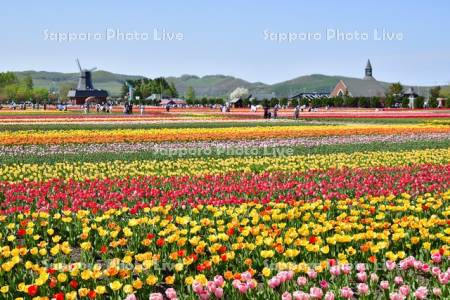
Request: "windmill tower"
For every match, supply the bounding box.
[68,59,108,105]
[76,59,97,90]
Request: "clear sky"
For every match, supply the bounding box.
[1,0,449,86]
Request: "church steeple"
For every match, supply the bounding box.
[364,59,373,79]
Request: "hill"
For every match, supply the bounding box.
[13,70,436,98]
[14,70,144,96]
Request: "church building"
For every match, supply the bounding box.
[330,60,387,98]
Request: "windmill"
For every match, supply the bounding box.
[76,59,97,90]
[67,59,108,105]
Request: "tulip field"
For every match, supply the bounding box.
[1,114,450,300]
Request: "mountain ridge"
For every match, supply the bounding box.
[13,70,434,98]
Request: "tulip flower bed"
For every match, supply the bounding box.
[0,124,449,145]
[0,120,450,299]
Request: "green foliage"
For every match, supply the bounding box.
[23,75,33,90]
[384,96,394,108]
[388,82,403,96]
[0,72,18,87]
[401,97,409,108]
[58,83,76,101]
[429,97,438,108]
[123,77,177,101]
[430,86,441,99]
[415,96,424,109]
[33,88,49,103]
[290,98,298,107]
[185,86,195,101]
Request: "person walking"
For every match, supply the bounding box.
[294,105,300,119]
[273,104,279,119]
[140,104,144,115]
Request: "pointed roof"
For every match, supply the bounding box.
[365,59,372,70]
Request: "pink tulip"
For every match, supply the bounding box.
[433,287,442,297]
[165,288,177,299]
[413,286,428,300]
[307,269,317,279]
[125,294,137,300]
[356,263,366,272]
[432,253,442,263]
[282,292,292,300]
[399,285,410,296]
[324,291,335,300]
[330,266,341,276]
[287,270,295,281]
[340,287,354,299]
[319,280,329,290]
[293,291,310,300]
[357,272,367,282]
[278,271,289,283]
[232,279,241,289]
[438,272,450,284]
[357,283,369,295]
[341,264,352,275]
[386,260,396,271]
[390,292,405,300]
[421,264,430,273]
[380,280,390,290]
[198,290,210,300]
[149,293,164,300]
[247,280,256,289]
[238,283,248,294]
[297,276,308,286]
[241,271,252,281]
[269,277,280,289]
[213,275,224,287]
[214,287,223,299]
[370,273,379,283]
[309,287,323,299]
[432,266,441,276]
[192,282,203,294]
[394,276,403,285]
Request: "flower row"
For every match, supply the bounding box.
[1,124,449,145]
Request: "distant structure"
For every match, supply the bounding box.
[68,59,108,105]
[404,86,418,108]
[125,81,135,102]
[289,92,330,101]
[330,60,387,98]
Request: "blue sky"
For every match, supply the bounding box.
[1,0,449,86]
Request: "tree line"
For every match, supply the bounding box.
[121,78,178,103]
[0,72,50,104]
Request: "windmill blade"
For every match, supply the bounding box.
[76,58,82,72]
[88,67,97,72]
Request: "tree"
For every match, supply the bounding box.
[269,97,279,107]
[290,98,299,107]
[430,86,441,99]
[429,86,441,108]
[384,96,394,108]
[401,97,409,108]
[185,86,196,102]
[5,84,19,101]
[23,75,33,90]
[280,97,288,107]
[58,83,76,101]
[169,82,178,98]
[388,82,404,96]
[0,72,18,87]
[229,87,249,100]
[415,96,424,109]
[33,88,49,103]
[16,85,32,101]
